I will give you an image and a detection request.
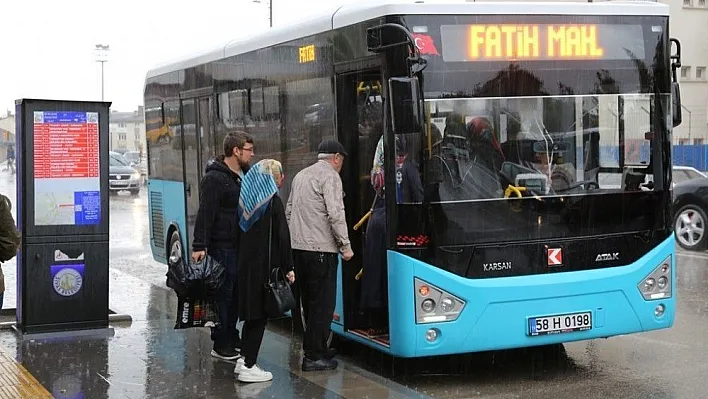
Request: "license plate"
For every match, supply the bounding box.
[111,181,127,187]
[528,311,592,336]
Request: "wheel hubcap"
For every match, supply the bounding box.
[170,239,182,262]
[676,209,705,248]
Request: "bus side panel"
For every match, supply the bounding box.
[147,179,187,264]
[387,235,675,358]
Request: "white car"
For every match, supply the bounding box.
[672,165,707,186]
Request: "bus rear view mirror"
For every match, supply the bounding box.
[672,82,682,128]
[366,26,383,51]
[388,77,422,135]
[367,24,409,53]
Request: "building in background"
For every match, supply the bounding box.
[663,0,708,145]
[109,106,146,154]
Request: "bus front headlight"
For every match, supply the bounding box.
[638,255,672,300]
[414,278,465,324]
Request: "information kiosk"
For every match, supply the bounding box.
[14,99,111,337]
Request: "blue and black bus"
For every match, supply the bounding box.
[144,0,683,357]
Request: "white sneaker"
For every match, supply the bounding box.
[233,358,245,374]
[237,364,273,383]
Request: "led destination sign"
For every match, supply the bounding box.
[440,23,647,62]
[299,44,315,63]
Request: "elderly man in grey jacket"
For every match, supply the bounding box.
[286,139,353,372]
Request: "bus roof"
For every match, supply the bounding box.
[145,0,669,80]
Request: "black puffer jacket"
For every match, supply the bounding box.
[192,157,245,251]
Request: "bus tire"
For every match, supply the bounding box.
[168,230,183,264]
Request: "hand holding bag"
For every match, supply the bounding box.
[263,215,296,317]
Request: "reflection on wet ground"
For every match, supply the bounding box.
[0,265,428,399]
[0,175,706,398]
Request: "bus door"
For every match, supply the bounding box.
[335,67,387,338]
[180,95,216,254]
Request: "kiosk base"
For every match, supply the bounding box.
[0,308,132,331]
[11,324,115,341]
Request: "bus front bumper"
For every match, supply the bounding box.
[386,236,676,358]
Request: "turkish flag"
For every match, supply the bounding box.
[412,33,439,56]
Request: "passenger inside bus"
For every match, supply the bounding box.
[436,114,505,201]
[359,129,423,334]
[499,116,526,164]
[466,116,505,174]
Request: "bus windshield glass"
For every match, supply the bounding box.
[423,93,670,201]
[402,14,672,201]
[392,13,671,246]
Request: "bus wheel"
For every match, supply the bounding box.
[168,230,182,264]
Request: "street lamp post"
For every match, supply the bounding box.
[252,0,272,27]
[94,44,110,101]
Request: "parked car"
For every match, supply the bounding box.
[109,151,141,196]
[673,165,707,187]
[672,166,708,251]
[112,148,130,156]
[123,150,147,184]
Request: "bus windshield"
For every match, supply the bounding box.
[391,13,672,249]
[423,93,670,202]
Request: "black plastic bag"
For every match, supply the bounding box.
[174,295,219,329]
[166,254,225,299]
[166,256,189,296]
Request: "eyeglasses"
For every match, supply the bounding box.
[241,146,254,153]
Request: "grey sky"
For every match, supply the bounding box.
[0,0,342,115]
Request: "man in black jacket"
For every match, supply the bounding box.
[192,131,254,360]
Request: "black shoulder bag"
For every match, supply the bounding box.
[263,213,296,318]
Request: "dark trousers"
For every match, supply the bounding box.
[294,250,338,361]
[209,248,240,350]
[241,318,268,367]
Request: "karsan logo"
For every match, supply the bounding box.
[595,253,619,262]
[483,262,512,272]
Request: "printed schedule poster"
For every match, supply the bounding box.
[33,111,101,226]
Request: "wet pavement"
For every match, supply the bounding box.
[0,169,706,398]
